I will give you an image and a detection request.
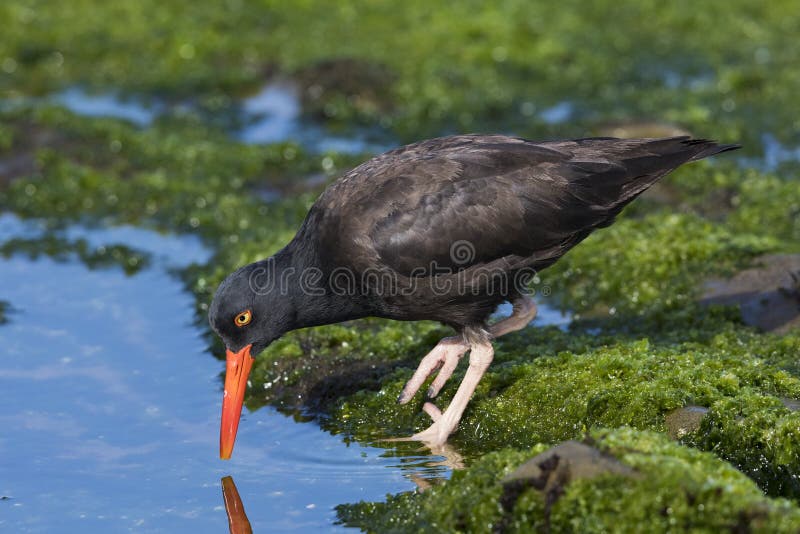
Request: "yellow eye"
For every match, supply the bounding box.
[234,310,252,327]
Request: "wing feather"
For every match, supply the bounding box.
[309,135,734,279]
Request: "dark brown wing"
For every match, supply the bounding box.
[308,135,737,277]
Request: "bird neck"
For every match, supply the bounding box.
[268,237,368,332]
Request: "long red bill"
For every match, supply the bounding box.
[220,344,254,459]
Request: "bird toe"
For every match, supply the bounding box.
[422,402,443,422]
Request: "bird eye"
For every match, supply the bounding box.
[234,310,252,327]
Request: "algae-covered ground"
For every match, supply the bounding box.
[2,0,800,153]
[1,1,799,532]
[338,429,800,533]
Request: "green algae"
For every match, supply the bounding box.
[244,319,449,417]
[337,428,800,533]
[0,105,348,311]
[543,210,778,316]
[2,1,800,150]
[687,394,800,498]
[0,104,359,196]
[644,162,800,247]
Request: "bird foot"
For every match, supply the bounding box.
[397,336,468,404]
[392,337,494,449]
[409,422,451,447]
[385,401,457,447]
[409,402,455,446]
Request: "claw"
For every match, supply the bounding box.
[397,389,411,404]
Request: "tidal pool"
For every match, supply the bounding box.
[52,88,161,127]
[0,214,449,533]
[237,83,392,154]
[46,84,393,156]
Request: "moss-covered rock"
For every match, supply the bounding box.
[687,394,800,499]
[664,405,709,439]
[338,428,800,533]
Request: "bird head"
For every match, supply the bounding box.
[208,261,291,459]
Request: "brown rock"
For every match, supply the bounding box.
[700,254,800,334]
[503,440,636,491]
[665,405,709,439]
[495,441,638,533]
[781,398,800,412]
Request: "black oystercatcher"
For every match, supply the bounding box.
[209,134,738,459]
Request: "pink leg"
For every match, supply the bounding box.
[395,297,536,446]
[490,296,538,338]
[397,336,468,404]
[410,340,494,446]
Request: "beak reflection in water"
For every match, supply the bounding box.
[221,476,253,534]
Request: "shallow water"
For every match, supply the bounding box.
[0,215,449,533]
[23,86,800,172]
[47,84,392,155]
[539,101,574,125]
[494,300,571,330]
[52,88,160,127]
[237,83,392,154]
[761,134,800,171]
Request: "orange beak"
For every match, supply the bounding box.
[220,344,254,459]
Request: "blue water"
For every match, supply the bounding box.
[0,215,447,533]
[52,88,160,127]
[539,101,574,125]
[237,83,391,154]
[46,84,392,155]
[494,301,571,330]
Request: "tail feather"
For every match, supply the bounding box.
[685,139,742,161]
[566,136,740,206]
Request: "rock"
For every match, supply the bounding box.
[502,440,637,491]
[0,120,62,186]
[700,254,800,334]
[0,152,37,185]
[781,398,800,412]
[496,441,638,533]
[665,405,709,439]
